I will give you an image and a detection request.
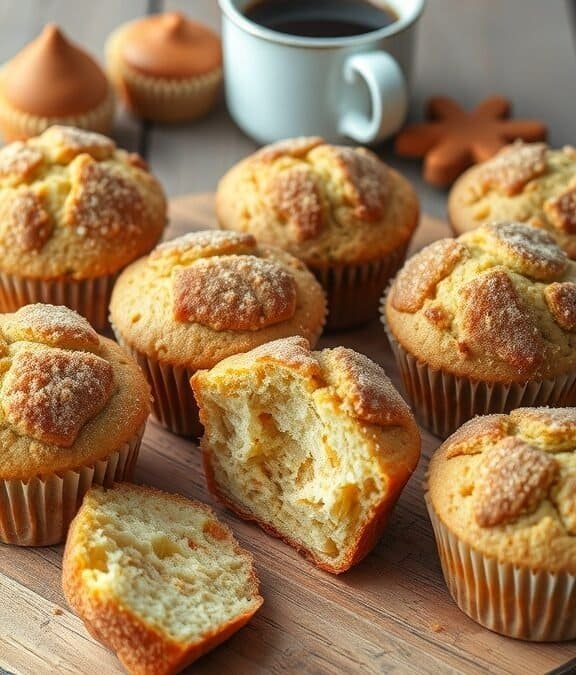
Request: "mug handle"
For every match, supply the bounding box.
[338,51,408,144]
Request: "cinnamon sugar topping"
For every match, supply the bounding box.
[460,270,543,375]
[251,336,320,376]
[4,304,99,351]
[270,168,324,242]
[510,407,576,452]
[321,347,411,427]
[256,137,323,163]
[545,282,576,332]
[481,222,567,281]
[40,125,115,163]
[391,239,467,313]
[150,231,256,269]
[544,185,576,234]
[0,142,43,185]
[10,190,52,251]
[479,142,547,196]
[474,438,559,527]
[331,147,389,221]
[172,255,297,330]
[1,347,113,446]
[444,415,509,459]
[64,155,144,240]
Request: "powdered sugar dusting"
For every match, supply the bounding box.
[151,231,256,261]
[544,185,576,234]
[270,168,324,242]
[0,142,43,184]
[1,347,114,447]
[479,142,547,196]
[251,336,319,373]
[256,137,323,162]
[40,125,115,162]
[172,255,297,331]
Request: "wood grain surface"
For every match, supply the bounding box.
[1,194,574,675]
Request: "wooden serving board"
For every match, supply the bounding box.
[1,195,573,675]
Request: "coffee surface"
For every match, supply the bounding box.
[244,0,397,38]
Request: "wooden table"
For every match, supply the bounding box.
[1,2,576,674]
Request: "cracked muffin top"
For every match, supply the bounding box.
[385,221,576,382]
[0,303,150,480]
[426,407,576,573]
[215,137,419,267]
[0,125,166,280]
[449,142,576,259]
[109,230,326,369]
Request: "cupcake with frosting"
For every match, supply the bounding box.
[106,12,222,122]
[0,24,114,141]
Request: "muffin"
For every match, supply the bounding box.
[106,12,222,123]
[216,137,419,330]
[384,221,576,438]
[192,336,421,573]
[0,24,114,142]
[63,483,263,674]
[110,230,326,437]
[0,125,166,329]
[0,304,150,546]
[426,408,576,640]
[449,142,576,258]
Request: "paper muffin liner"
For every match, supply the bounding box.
[0,78,114,141]
[312,240,410,331]
[112,330,201,438]
[0,424,144,546]
[106,28,222,123]
[425,496,576,640]
[383,322,576,439]
[0,270,119,331]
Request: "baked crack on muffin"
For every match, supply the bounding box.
[192,336,420,573]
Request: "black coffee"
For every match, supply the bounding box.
[244,0,398,38]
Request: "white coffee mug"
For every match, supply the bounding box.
[219,0,425,145]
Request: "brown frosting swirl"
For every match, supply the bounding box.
[120,12,222,78]
[1,24,109,116]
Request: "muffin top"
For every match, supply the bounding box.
[113,12,222,79]
[216,137,419,267]
[0,303,150,481]
[449,142,576,258]
[427,407,576,573]
[385,221,576,382]
[109,230,327,368]
[0,24,110,118]
[0,125,166,279]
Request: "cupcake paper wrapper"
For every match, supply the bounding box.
[426,497,576,641]
[0,79,114,141]
[0,270,119,331]
[313,241,409,331]
[0,424,144,546]
[384,324,576,439]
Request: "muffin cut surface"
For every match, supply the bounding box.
[62,483,262,675]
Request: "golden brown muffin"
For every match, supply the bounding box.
[426,407,576,640]
[110,230,326,437]
[192,336,421,574]
[216,137,419,329]
[0,303,150,546]
[384,221,576,438]
[0,24,114,141]
[449,142,576,258]
[106,12,222,123]
[63,483,263,675]
[0,125,166,329]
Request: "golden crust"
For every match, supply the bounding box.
[0,304,150,480]
[110,233,326,370]
[216,138,418,267]
[427,408,576,573]
[449,143,576,259]
[62,484,263,675]
[385,221,576,383]
[544,282,576,331]
[0,126,166,280]
[172,255,297,330]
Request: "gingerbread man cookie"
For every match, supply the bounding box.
[395,96,547,187]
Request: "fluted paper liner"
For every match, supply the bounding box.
[0,424,144,546]
[313,241,409,331]
[0,270,119,331]
[426,496,576,641]
[384,324,576,439]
